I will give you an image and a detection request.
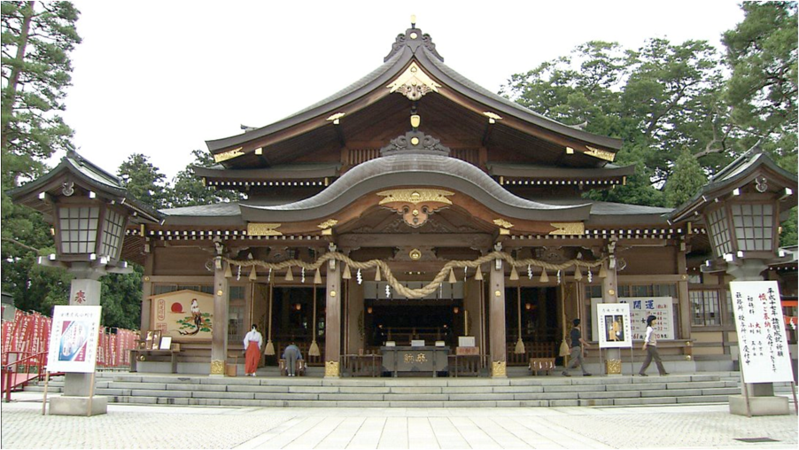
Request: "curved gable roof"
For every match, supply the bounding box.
[205,26,621,160]
[239,152,592,223]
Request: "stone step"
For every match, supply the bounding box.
[24,371,754,407]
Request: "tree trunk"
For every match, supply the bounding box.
[1,1,35,152]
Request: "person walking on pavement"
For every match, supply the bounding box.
[639,315,669,376]
[562,318,591,376]
[283,342,302,376]
[242,324,263,377]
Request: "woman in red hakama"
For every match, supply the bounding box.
[242,324,263,376]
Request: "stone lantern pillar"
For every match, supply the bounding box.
[668,149,796,416]
[9,152,162,415]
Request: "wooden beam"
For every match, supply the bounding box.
[338,233,493,249]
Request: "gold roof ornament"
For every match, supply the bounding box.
[387,62,441,101]
[247,223,283,236]
[483,112,502,124]
[213,147,244,163]
[549,222,585,235]
[326,112,345,125]
[378,189,454,228]
[584,145,616,162]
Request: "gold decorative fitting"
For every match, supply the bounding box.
[143,276,150,282]
[317,219,338,230]
[325,361,340,377]
[566,147,574,154]
[210,360,225,375]
[491,361,507,377]
[326,112,345,125]
[608,289,616,296]
[410,32,418,39]
[330,291,336,297]
[411,137,420,145]
[213,147,244,163]
[606,359,622,374]
[410,114,421,128]
[387,62,441,101]
[549,222,585,235]
[378,189,454,228]
[493,218,514,229]
[254,147,263,155]
[217,290,224,296]
[584,145,616,162]
[247,223,283,236]
[495,290,502,297]
[378,189,453,206]
[483,112,502,124]
[409,249,422,260]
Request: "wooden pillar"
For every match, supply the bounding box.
[677,244,691,342]
[602,258,620,374]
[324,260,342,377]
[140,253,154,331]
[210,257,229,376]
[490,259,507,378]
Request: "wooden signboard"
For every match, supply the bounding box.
[149,290,214,340]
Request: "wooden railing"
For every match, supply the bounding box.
[506,341,557,366]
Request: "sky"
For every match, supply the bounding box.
[60,0,746,181]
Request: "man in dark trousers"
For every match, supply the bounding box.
[282,343,302,377]
[562,318,592,376]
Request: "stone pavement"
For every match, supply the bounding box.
[1,391,796,449]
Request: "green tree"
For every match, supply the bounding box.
[722,2,797,248]
[502,38,734,207]
[167,149,242,208]
[117,153,168,209]
[722,1,798,170]
[1,1,80,316]
[1,1,81,181]
[664,148,708,208]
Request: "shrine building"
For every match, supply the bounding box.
[28,21,798,377]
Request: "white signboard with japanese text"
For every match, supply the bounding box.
[596,303,632,348]
[47,305,102,373]
[592,297,674,342]
[730,281,794,383]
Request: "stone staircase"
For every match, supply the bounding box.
[27,371,745,408]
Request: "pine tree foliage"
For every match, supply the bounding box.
[664,148,708,208]
[1,1,80,319]
[167,149,243,208]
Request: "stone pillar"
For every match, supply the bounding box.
[489,259,507,378]
[62,278,103,397]
[727,259,789,416]
[210,257,229,376]
[602,260,622,375]
[50,264,108,416]
[324,260,341,377]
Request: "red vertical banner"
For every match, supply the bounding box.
[31,313,42,355]
[104,328,112,367]
[97,328,106,367]
[2,321,12,358]
[9,309,24,352]
[18,313,32,355]
[42,316,51,368]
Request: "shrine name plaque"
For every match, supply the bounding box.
[381,346,449,377]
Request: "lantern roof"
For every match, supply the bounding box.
[668,148,798,224]
[8,150,163,224]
